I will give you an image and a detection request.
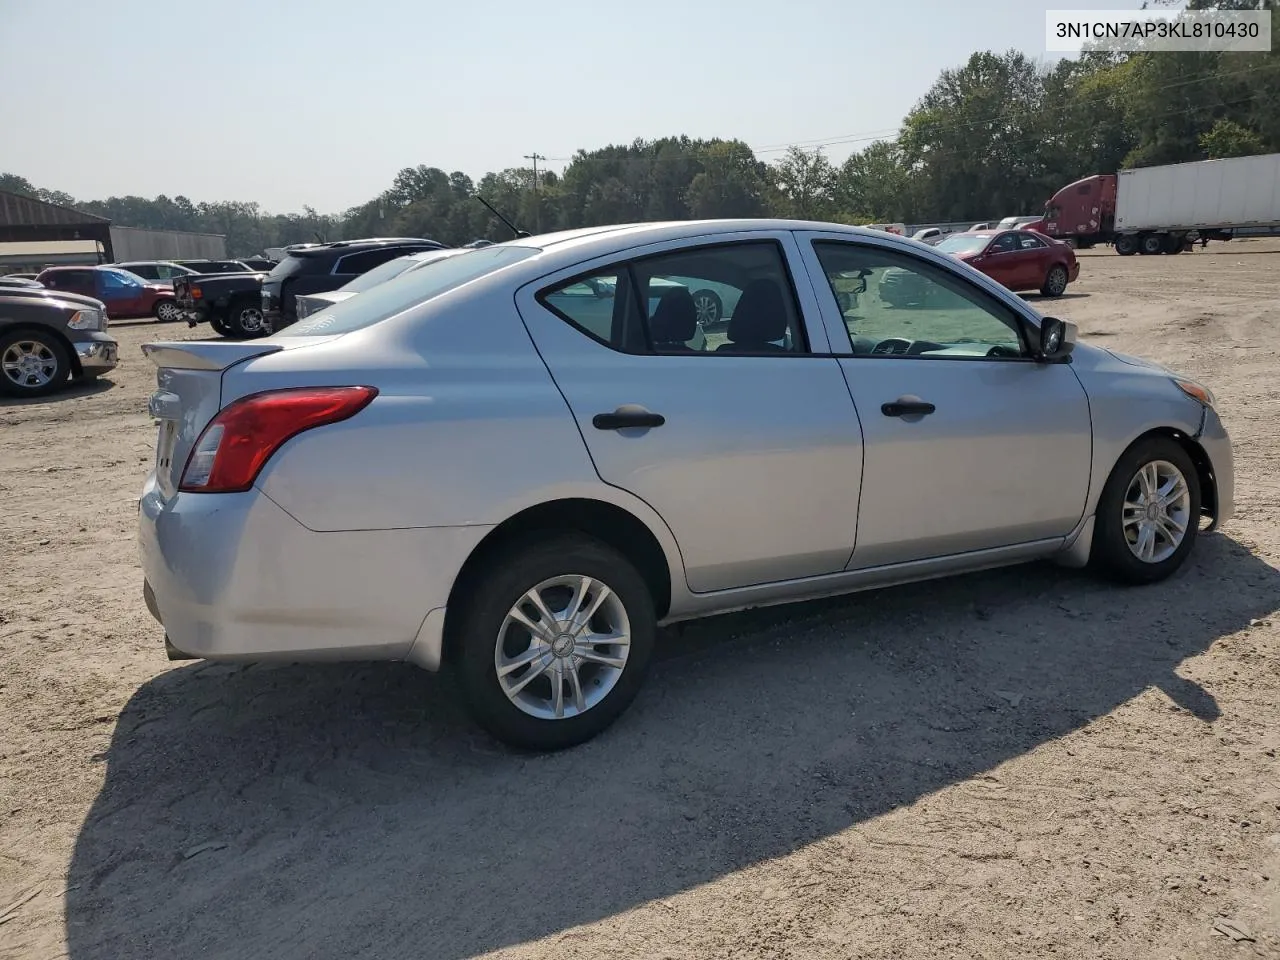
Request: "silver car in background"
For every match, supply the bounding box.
[138,219,1233,751]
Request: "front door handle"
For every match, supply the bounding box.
[881,396,936,418]
[592,405,666,430]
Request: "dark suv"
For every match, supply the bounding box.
[260,238,444,330]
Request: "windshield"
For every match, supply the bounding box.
[934,234,991,255]
[105,269,145,287]
[338,250,463,294]
[277,244,539,337]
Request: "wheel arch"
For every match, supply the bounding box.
[441,497,675,666]
[0,322,81,378]
[1111,426,1218,522]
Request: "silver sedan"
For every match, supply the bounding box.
[138,220,1234,750]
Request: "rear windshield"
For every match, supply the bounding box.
[935,234,991,255]
[275,244,539,337]
[265,256,310,281]
[338,250,461,294]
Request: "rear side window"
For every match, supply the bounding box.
[539,240,808,355]
[277,244,539,337]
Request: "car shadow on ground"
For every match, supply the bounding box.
[65,533,1278,959]
[0,376,115,407]
[1021,292,1091,302]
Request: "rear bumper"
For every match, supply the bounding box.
[1068,261,1080,282]
[138,475,492,668]
[74,334,118,374]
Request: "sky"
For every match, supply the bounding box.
[0,0,1163,215]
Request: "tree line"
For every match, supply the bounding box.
[3,0,1275,256]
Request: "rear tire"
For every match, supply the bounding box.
[1040,264,1069,297]
[691,289,723,327]
[153,299,180,322]
[452,535,656,751]
[0,329,69,398]
[1090,436,1201,585]
[228,303,269,339]
[1139,233,1165,256]
[209,315,233,337]
[1114,235,1138,256]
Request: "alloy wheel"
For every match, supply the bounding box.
[495,574,631,720]
[2,340,58,389]
[1122,459,1192,563]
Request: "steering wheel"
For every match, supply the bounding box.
[871,338,913,356]
[986,344,1021,359]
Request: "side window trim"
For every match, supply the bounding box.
[792,231,1041,362]
[534,236,826,357]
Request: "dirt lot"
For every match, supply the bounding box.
[2,241,1279,960]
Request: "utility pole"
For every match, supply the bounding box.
[524,152,546,232]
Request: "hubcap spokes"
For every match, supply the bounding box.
[496,575,631,720]
[1123,460,1191,563]
[694,296,717,324]
[2,341,56,388]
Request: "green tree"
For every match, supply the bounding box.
[1199,118,1268,157]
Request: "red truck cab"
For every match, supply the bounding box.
[1036,175,1118,247]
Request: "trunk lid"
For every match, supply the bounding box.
[142,340,287,498]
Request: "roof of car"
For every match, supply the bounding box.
[289,238,445,257]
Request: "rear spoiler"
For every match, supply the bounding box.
[141,341,282,371]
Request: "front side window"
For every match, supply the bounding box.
[812,241,1027,359]
[539,241,808,356]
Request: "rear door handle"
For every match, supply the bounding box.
[881,397,936,418]
[592,406,665,430]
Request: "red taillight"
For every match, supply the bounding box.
[189,285,202,298]
[179,386,378,493]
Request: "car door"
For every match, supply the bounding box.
[978,232,1021,287]
[795,231,1092,568]
[96,270,142,316]
[516,233,864,593]
[1015,232,1052,288]
[53,270,96,298]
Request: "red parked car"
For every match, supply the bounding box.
[932,229,1079,296]
[35,266,180,321]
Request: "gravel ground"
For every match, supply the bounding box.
[2,241,1278,960]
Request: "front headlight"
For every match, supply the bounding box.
[66,308,103,331]
[1173,378,1216,410]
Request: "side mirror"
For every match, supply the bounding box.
[1036,316,1077,362]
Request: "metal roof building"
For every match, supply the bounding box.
[0,190,115,260]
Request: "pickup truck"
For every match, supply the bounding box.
[0,287,118,397]
[173,271,269,338]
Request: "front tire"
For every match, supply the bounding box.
[1114,235,1138,256]
[1091,437,1201,585]
[0,330,69,397]
[453,535,656,751]
[1040,264,1069,297]
[209,315,233,337]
